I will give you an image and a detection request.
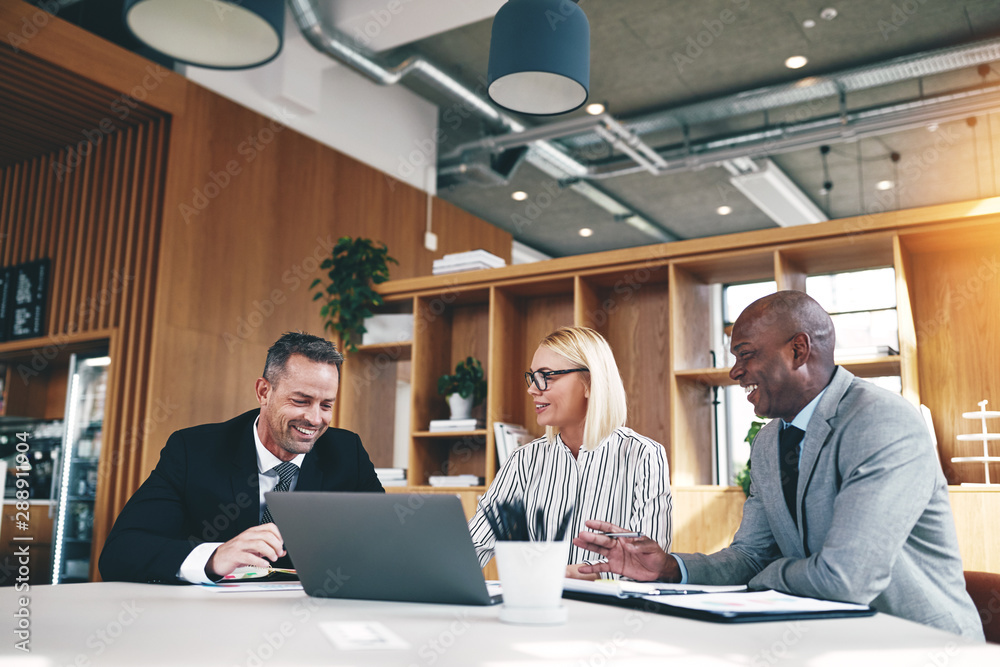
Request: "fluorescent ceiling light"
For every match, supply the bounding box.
[728,158,828,227]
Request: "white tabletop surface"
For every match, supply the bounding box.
[2,582,998,666]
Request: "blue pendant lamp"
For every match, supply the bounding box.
[123,0,285,70]
[487,0,590,115]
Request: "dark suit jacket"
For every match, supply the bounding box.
[99,409,383,583]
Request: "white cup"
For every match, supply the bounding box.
[494,540,570,625]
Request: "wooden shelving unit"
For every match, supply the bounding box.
[338,208,1000,570]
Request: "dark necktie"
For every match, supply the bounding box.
[779,425,805,523]
[260,461,298,525]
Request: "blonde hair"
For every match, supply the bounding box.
[539,326,627,452]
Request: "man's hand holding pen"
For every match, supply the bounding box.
[573,519,681,582]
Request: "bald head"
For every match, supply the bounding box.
[737,291,837,370]
[729,290,837,421]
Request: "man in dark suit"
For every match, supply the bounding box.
[99,332,383,584]
[574,291,983,639]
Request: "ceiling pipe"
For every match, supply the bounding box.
[286,0,677,242]
[584,82,1000,179]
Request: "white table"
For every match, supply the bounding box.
[2,583,997,666]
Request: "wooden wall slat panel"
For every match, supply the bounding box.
[1,113,168,581]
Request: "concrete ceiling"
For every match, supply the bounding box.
[29,0,1000,259]
[380,0,1000,257]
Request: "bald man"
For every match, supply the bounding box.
[575,291,983,639]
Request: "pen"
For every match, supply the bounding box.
[602,531,641,538]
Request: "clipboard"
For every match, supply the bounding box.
[563,587,876,624]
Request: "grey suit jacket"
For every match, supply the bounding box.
[679,367,983,639]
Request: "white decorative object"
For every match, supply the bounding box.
[446,393,474,420]
[494,540,570,625]
[951,399,1000,486]
[361,314,414,345]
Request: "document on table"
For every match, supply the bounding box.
[199,581,303,593]
[562,579,874,623]
[562,578,747,598]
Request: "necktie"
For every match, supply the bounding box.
[260,461,298,525]
[779,425,805,523]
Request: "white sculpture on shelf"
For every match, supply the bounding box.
[951,399,1000,486]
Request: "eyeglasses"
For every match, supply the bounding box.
[524,368,589,391]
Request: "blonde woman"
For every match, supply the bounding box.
[468,326,671,579]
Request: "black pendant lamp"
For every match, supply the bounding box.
[122,0,285,70]
[487,0,590,115]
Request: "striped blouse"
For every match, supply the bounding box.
[468,427,672,575]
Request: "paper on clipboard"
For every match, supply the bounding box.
[646,589,871,615]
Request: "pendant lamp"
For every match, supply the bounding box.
[123,0,285,70]
[487,0,590,115]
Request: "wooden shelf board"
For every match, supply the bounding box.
[354,341,412,359]
[674,368,738,386]
[838,356,901,377]
[413,429,489,438]
[674,356,901,387]
[384,485,486,493]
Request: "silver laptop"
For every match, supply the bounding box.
[265,491,501,605]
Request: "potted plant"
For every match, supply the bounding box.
[311,236,397,353]
[734,418,767,497]
[437,356,487,420]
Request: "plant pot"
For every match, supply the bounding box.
[446,393,474,420]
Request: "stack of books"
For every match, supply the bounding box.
[432,249,506,275]
[429,418,483,432]
[374,468,407,487]
[494,422,532,466]
[428,474,484,487]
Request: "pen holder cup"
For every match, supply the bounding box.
[494,540,570,625]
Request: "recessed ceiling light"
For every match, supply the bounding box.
[803,19,816,28]
[785,55,808,69]
[876,180,894,191]
[820,7,838,21]
[578,227,593,237]
[511,191,528,201]
[716,205,733,215]
[585,103,605,115]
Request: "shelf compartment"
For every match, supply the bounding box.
[409,434,488,486]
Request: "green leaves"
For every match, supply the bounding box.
[734,417,768,497]
[437,356,487,406]
[311,236,398,353]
